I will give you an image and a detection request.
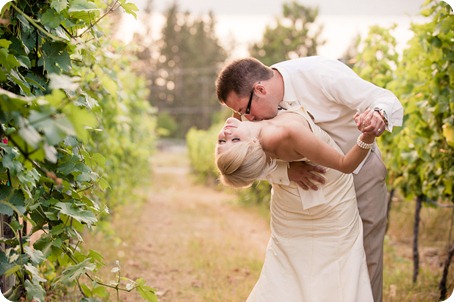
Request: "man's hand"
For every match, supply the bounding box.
[354,108,386,137]
[288,161,326,191]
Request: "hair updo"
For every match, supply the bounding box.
[215,138,268,188]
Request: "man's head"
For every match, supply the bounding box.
[215,57,283,121]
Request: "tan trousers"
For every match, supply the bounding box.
[353,147,388,302]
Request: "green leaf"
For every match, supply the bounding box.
[44,143,58,163]
[99,73,118,95]
[0,188,26,216]
[25,264,47,282]
[24,279,46,302]
[87,249,105,266]
[68,0,99,12]
[92,284,109,298]
[121,2,138,18]
[29,110,76,145]
[54,201,97,226]
[42,41,71,74]
[0,87,31,105]
[0,252,16,275]
[80,283,92,297]
[59,258,96,283]
[0,48,20,70]
[0,39,12,48]
[135,278,158,302]
[17,116,41,148]
[56,156,78,175]
[97,178,110,191]
[9,69,31,95]
[41,8,63,28]
[5,264,21,277]
[51,0,68,13]
[16,55,31,68]
[48,73,80,91]
[64,105,98,142]
[25,247,46,265]
[0,186,15,216]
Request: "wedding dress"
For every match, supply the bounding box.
[246,108,373,302]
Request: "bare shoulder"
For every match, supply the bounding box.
[261,113,310,156]
[274,112,311,135]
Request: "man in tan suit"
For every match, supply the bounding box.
[215,56,403,302]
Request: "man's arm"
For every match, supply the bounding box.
[324,59,404,132]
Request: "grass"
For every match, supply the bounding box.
[383,197,454,302]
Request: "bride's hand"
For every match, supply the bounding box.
[354,109,384,137]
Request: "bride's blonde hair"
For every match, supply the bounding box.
[215,139,268,188]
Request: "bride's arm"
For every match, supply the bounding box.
[272,118,375,174]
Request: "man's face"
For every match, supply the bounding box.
[224,91,279,121]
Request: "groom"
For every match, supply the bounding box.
[215,56,403,302]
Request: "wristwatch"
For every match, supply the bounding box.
[374,107,389,127]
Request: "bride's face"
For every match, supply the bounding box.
[216,117,252,154]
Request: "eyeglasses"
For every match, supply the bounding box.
[232,88,254,117]
[245,89,254,115]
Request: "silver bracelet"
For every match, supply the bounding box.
[356,135,374,150]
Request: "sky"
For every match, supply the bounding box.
[121,0,428,59]
[134,0,423,16]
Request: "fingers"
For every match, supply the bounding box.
[288,161,326,191]
[298,179,319,191]
[358,109,373,132]
[355,109,386,137]
[298,182,310,191]
[297,174,322,191]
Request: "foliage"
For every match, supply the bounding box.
[0,0,157,301]
[148,3,228,138]
[236,181,272,206]
[186,123,221,185]
[386,0,453,202]
[353,24,399,87]
[156,111,178,137]
[351,0,453,294]
[351,24,402,190]
[249,0,325,66]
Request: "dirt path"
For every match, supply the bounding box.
[92,143,270,302]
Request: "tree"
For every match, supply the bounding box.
[249,0,325,66]
[149,3,228,138]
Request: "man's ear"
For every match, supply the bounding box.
[255,82,267,96]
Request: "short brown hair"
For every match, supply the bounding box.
[215,57,273,104]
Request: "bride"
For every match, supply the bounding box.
[215,107,375,302]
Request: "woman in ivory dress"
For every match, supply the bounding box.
[215,107,375,302]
